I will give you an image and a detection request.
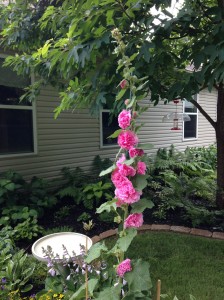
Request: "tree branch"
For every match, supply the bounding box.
[190,99,216,129]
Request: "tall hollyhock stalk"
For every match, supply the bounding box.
[111,27,148,277]
[83,28,153,299]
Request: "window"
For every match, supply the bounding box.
[100,110,119,148]
[183,95,198,140]
[0,56,37,156]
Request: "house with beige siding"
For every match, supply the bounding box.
[0,55,216,181]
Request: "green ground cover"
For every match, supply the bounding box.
[107,231,224,300]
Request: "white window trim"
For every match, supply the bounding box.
[182,94,199,141]
[100,109,119,149]
[0,55,38,158]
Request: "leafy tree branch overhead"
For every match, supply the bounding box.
[1,0,224,207]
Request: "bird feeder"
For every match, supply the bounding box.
[162,99,191,130]
[171,100,181,130]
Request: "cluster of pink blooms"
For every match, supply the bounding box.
[113,109,146,208]
[116,258,132,277]
[113,107,147,277]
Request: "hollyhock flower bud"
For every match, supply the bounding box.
[116,259,132,277]
[116,198,124,207]
[137,161,147,175]
[124,99,129,106]
[118,109,131,129]
[132,111,138,118]
[120,79,128,89]
[129,147,144,158]
[124,213,144,229]
[118,130,138,150]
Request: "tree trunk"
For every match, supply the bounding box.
[216,85,224,209]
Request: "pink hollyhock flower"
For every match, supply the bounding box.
[120,79,128,89]
[118,130,138,150]
[137,161,147,175]
[116,259,132,277]
[116,154,136,177]
[129,147,144,158]
[124,213,144,229]
[118,110,131,129]
[111,169,130,188]
[117,163,136,177]
[115,182,142,204]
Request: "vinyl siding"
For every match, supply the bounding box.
[137,90,216,153]
[0,85,217,181]
[0,86,118,180]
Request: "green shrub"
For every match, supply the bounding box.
[82,181,113,209]
[185,144,217,170]
[13,218,43,241]
[0,171,57,223]
[0,206,38,226]
[0,250,36,296]
[147,145,217,223]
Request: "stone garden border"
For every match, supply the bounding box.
[91,224,224,244]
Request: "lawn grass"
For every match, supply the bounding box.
[107,232,224,300]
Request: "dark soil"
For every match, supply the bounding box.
[38,196,224,236]
[20,195,224,252]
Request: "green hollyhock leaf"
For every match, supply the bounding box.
[69,279,98,300]
[96,199,117,214]
[45,276,63,293]
[116,88,126,100]
[107,129,122,138]
[88,278,99,296]
[132,175,149,191]
[131,198,154,213]
[123,291,152,300]
[126,96,136,108]
[94,284,122,300]
[123,158,135,166]
[85,242,108,264]
[116,228,137,252]
[99,164,116,177]
[125,259,152,293]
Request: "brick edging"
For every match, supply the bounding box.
[91,224,224,244]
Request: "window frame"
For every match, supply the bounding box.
[100,109,119,149]
[0,53,37,158]
[182,94,198,141]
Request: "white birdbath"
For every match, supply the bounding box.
[32,232,92,263]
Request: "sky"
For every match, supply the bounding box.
[150,0,184,21]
